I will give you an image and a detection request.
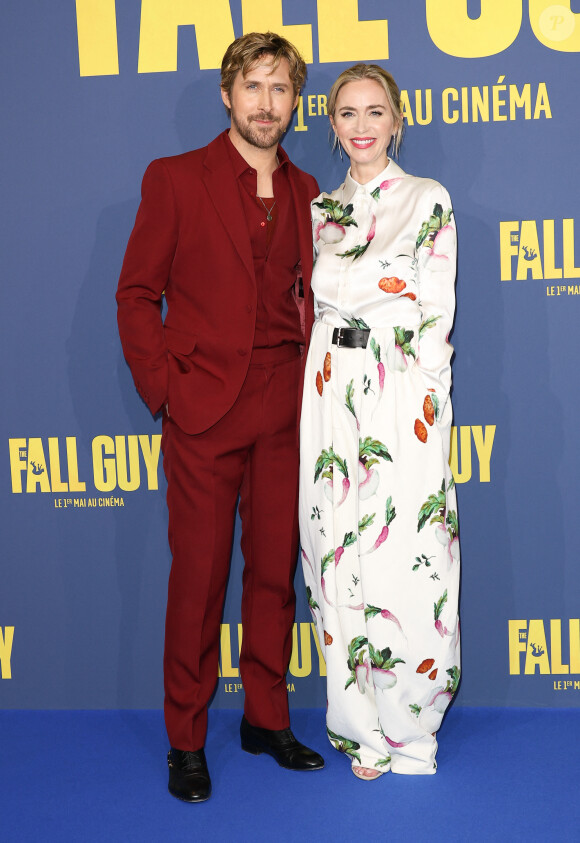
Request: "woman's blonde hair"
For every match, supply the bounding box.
[328,63,404,157]
[220,32,307,116]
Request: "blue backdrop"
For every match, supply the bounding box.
[3,1,580,711]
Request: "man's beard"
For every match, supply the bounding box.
[231,110,287,149]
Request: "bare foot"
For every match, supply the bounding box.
[352,765,383,781]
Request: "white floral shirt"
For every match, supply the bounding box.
[311,159,457,419]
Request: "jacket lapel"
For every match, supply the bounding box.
[288,166,314,308]
[202,135,255,283]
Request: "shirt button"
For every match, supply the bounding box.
[238,348,247,357]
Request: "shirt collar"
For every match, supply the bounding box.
[223,129,290,178]
[342,158,406,205]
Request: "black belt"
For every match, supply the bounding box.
[332,327,370,349]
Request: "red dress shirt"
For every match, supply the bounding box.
[224,132,302,349]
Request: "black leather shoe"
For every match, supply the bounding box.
[240,716,324,771]
[167,748,211,802]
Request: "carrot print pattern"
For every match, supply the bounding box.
[369,176,404,200]
[386,326,416,373]
[370,338,385,400]
[364,496,396,555]
[336,214,376,261]
[326,728,361,763]
[409,667,460,733]
[368,643,405,690]
[345,380,359,430]
[416,203,454,250]
[313,197,358,245]
[417,480,460,563]
[434,590,453,637]
[358,436,392,500]
[364,604,404,635]
[314,447,350,508]
[345,636,370,693]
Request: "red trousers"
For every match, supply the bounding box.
[161,345,301,750]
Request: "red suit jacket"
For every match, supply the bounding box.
[117,131,318,435]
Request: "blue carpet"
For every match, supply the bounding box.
[1,707,579,841]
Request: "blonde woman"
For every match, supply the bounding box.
[300,64,460,779]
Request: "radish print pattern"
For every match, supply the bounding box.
[299,159,460,776]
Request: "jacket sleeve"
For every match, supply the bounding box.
[116,159,178,415]
[415,183,457,423]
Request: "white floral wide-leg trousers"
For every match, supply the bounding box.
[299,322,460,775]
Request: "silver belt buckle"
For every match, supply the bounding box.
[336,327,345,347]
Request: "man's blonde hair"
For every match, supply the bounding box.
[328,63,404,156]
[220,31,307,116]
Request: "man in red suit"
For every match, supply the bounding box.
[116,32,323,802]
